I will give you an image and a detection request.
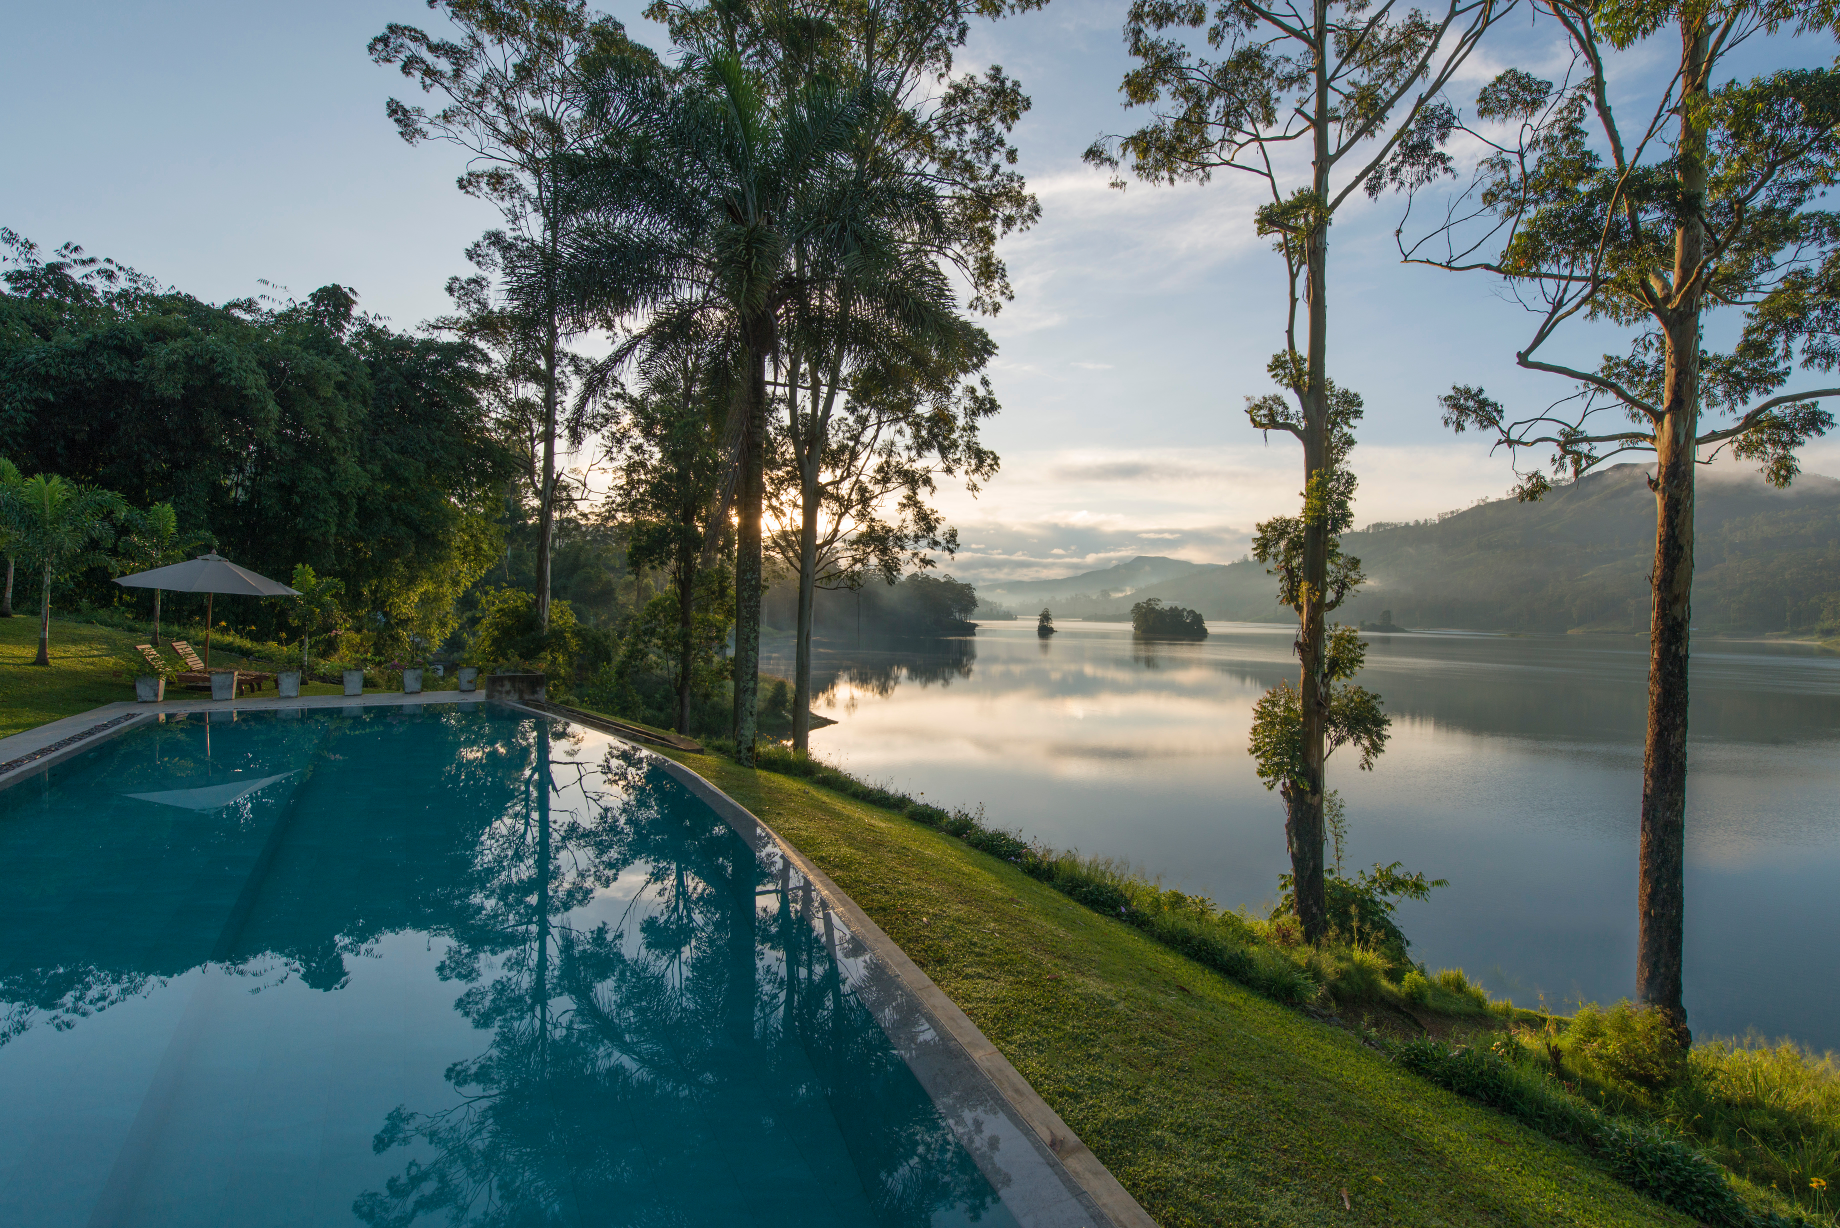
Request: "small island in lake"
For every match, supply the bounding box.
[1037,608,1057,637]
[1131,597,1208,640]
[1359,609,1409,633]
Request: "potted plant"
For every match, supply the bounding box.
[119,648,173,703]
[456,652,479,693]
[341,658,367,697]
[277,648,303,698]
[390,656,426,695]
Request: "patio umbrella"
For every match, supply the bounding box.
[114,552,300,668]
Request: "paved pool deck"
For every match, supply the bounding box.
[0,693,1156,1228]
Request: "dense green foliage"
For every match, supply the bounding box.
[0,234,516,653]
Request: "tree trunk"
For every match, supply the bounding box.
[1286,2,1334,945]
[152,588,163,648]
[675,532,696,735]
[792,478,820,752]
[732,329,769,764]
[536,309,559,637]
[1636,15,1710,1044]
[35,563,52,666]
[2,556,13,617]
[1641,396,1694,1041]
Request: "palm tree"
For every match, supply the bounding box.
[0,474,125,665]
[116,502,213,647]
[569,37,868,763]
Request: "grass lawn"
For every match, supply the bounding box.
[663,748,1688,1228]
[0,615,390,740]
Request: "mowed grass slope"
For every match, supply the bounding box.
[0,614,147,737]
[666,749,1686,1228]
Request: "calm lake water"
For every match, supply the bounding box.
[761,622,1840,1050]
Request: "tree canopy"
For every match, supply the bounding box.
[0,232,518,651]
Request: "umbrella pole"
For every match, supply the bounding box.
[205,593,213,669]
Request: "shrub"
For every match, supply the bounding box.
[470,588,579,681]
[1569,1001,1688,1099]
[1394,1039,1797,1226]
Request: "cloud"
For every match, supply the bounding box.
[1070,360,1115,370]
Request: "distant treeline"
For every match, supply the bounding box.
[765,572,979,638]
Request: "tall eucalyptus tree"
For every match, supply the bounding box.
[1086,0,1508,941]
[371,0,653,635]
[609,332,732,734]
[1398,0,1840,1036]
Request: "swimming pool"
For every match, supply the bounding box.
[0,703,1102,1227]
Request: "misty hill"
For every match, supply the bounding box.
[995,465,1840,634]
[973,555,1201,615]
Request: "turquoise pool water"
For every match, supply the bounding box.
[0,704,1033,1227]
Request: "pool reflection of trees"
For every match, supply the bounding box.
[0,711,1008,1226]
[354,735,1007,1227]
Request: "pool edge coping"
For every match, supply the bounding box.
[1,695,1158,1228]
[547,712,1158,1228]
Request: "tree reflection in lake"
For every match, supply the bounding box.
[761,633,975,710]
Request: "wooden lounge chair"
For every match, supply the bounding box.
[170,640,269,695]
[138,643,213,692]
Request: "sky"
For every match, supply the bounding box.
[5,0,1832,583]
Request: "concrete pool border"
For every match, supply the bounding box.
[0,694,1156,1228]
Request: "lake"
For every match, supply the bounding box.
[760,621,1840,1050]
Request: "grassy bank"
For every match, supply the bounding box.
[654,743,1687,1227]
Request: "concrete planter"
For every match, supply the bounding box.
[278,670,301,698]
[401,668,424,695]
[134,676,165,703]
[485,672,546,703]
[210,673,235,701]
[457,666,479,693]
[342,669,365,697]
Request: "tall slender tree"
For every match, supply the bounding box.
[371,0,645,635]
[1397,1,1840,1036]
[1087,0,1507,939]
[611,342,730,734]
